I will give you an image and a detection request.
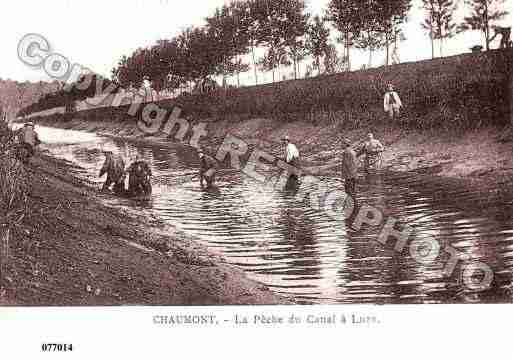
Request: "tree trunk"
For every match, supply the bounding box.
[484,0,490,51]
[293,57,297,80]
[509,64,513,125]
[345,31,351,71]
[430,4,435,59]
[347,45,351,71]
[252,45,258,85]
[431,31,435,59]
[386,39,390,66]
[236,54,241,88]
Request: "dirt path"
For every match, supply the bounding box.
[0,154,290,306]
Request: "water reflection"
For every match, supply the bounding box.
[37,125,513,304]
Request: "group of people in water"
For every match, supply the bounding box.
[14,83,397,201]
[13,125,387,204]
[96,128,384,201]
[284,132,385,198]
[99,152,153,198]
[99,146,221,198]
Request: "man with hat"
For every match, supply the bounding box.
[282,135,300,181]
[198,149,218,189]
[341,138,358,198]
[15,122,41,163]
[384,83,403,121]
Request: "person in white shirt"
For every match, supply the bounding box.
[383,84,403,120]
[282,135,300,181]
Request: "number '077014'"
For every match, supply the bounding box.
[41,343,73,352]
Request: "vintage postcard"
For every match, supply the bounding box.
[1,0,512,357]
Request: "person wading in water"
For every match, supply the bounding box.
[357,133,385,173]
[99,151,126,195]
[341,138,358,199]
[198,149,219,189]
[341,138,359,225]
[126,154,152,197]
[282,135,301,184]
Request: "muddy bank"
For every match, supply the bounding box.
[0,151,289,306]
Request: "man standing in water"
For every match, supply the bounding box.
[282,135,300,182]
[358,133,385,172]
[384,84,403,121]
[198,149,218,189]
[341,138,358,199]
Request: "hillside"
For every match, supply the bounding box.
[21,48,513,132]
[0,79,61,120]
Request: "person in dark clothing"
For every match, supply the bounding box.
[198,150,218,189]
[341,138,360,225]
[126,155,152,197]
[14,122,42,163]
[341,138,358,198]
[99,151,126,195]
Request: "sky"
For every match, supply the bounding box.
[1,0,512,85]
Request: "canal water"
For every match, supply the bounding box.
[36,125,513,304]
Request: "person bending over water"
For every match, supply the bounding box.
[99,151,126,195]
[198,150,218,189]
[126,154,152,197]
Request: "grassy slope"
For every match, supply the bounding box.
[28,48,513,130]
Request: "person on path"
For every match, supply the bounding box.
[14,122,42,163]
[384,84,403,121]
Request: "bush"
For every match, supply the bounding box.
[0,124,29,273]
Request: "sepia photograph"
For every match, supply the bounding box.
[1,0,513,356]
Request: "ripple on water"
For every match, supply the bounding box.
[40,125,513,304]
